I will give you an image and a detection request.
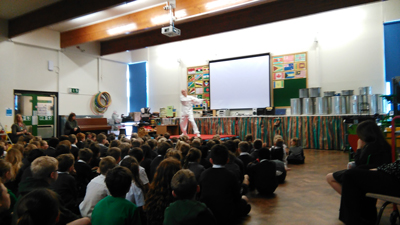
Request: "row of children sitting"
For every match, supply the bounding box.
[0,131,304,225]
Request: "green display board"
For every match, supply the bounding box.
[273,78,307,107]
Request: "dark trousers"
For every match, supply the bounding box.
[339,168,400,225]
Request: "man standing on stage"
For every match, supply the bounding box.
[180,89,203,137]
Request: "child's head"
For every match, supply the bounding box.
[238,141,250,153]
[0,182,11,213]
[31,156,58,182]
[291,137,300,147]
[78,148,93,163]
[0,159,12,183]
[107,147,121,163]
[69,134,77,145]
[245,134,253,143]
[258,147,271,160]
[275,138,284,148]
[273,135,283,144]
[185,148,202,164]
[171,169,198,200]
[16,188,59,225]
[99,156,117,175]
[97,133,107,144]
[210,144,229,165]
[128,147,144,162]
[253,139,263,150]
[56,154,75,173]
[165,149,182,161]
[105,166,132,197]
[76,133,85,142]
[356,120,384,144]
[120,156,144,191]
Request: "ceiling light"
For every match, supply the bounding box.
[107,23,137,35]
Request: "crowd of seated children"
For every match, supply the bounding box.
[164,169,217,225]
[0,127,314,225]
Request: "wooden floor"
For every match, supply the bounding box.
[241,149,395,225]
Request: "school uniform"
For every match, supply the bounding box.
[247,159,278,194]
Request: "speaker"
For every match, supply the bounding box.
[257,108,266,115]
[252,108,257,116]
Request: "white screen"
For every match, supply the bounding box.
[210,54,270,109]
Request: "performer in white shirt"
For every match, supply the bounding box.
[180,89,203,137]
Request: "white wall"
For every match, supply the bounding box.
[130,0,400,115]
[0,26,130,130]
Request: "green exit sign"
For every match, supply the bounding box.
[69,88,79,94]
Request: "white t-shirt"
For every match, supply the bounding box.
[125,181,145,207]
[79,174,108,218]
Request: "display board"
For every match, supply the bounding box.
[187,65,210,110]
[272,52,307,107]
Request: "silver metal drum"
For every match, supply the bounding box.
[331,96,342,114]
[315,97,328,115]
[370,94,384,114]
[324,91,335,97]
[359,94,370,114]
[341,90,354,96]
[290,98,302,115]
[341,95,353,114]
[302,98,314,115]
[309,87,321,98]
[359,86,372,95]
[299,89,309,98]
[350,95,359,114]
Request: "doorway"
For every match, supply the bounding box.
[14,90,58,138]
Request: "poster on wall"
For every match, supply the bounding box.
[187,65,210,111]
[272,52,307,81]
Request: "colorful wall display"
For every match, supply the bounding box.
[187,65,210,110]
[272,52,308,107]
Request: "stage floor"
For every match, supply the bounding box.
[170,134,238,140]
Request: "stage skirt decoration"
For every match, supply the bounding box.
[183,116,344,150]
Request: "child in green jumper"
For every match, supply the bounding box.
[91,166,141,225]
[163,169,216,225]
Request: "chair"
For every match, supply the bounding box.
[366,193,400,225]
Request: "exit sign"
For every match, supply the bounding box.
[69,88,79,94]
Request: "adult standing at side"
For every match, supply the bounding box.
[180,89,203,137]
[64,113,80,135]
[11,114,31,143]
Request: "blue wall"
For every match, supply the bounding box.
[129,62,147,112]
[384,21,400,82]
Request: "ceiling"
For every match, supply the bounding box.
[0,0,380,56]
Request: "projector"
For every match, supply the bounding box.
[161,25,181,37]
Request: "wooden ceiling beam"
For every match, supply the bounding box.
[60,0,274,48]
[8,0,136,38]
[101,0,380,55]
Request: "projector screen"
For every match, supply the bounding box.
[209,53,271,109]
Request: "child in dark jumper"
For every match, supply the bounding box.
[163,169,217,225]
[199,144,251,225]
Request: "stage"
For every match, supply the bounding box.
[170,134,238,141]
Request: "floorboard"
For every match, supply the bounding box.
[241,149,395,225]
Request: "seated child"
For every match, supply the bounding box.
[0,182,11,225]
[238,141,254,174]
[74,148,96,198]
[199,144,251,225]
[287,137,305,164]
[91,166,141,225]
[79,156,116,218]
[164,169,217,225]
[183,148,205,182]
[247,148,278,195]
[51,153,78,212]
[270,138,286,164]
